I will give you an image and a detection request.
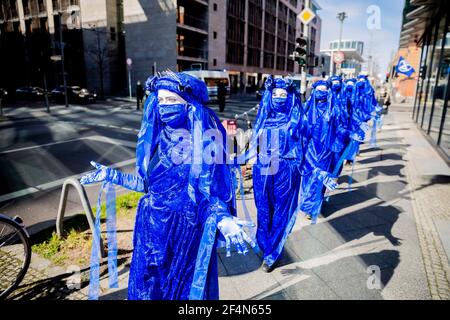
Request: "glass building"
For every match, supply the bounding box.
[402,0,450,159]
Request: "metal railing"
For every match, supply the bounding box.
[56,178,106,258]
[177,14,207,31]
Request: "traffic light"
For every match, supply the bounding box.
[295,36,308,66]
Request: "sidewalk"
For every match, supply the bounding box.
[7,102,450,300]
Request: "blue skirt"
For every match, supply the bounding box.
[253,159,301,267]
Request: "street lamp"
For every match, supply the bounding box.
[336,12,347,76]
[58,11,69,108]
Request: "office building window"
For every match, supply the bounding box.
[413,11,450,159]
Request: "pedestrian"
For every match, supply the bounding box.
[217,80,227,112]
[136,80,144,110]
[381,85,391,115]
[0,88,7,117]
[240,78,246,96]
[244,76,305,273]
[80,71,255,300]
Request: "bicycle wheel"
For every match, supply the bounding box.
[0,215,31,299]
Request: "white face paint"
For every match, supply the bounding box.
[316,85,328,91]
[347,81,355,86]
[272,88,288,99]
[157,89,187,105]
[332,80,340,86]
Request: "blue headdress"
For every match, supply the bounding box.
[305,79,333,125]
[243,76,302,162]
[137,71,230,205]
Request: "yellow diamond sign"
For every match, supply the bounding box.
[298,8,316,25]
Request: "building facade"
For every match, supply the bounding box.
[401,0,450,159]
[0,0,126,96]
[209,0,322,93]
[0,0,86,93]
[1,0,323,96]
[320,39,365,78]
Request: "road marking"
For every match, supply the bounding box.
[0,158,136,203]
[0,137,88,154]
[0,135,136,154]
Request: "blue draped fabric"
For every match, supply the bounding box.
[300,80,340,223]
[329,76,351,177]
[128,72,234,300]
[88,181,118,300]
[248,77,304,267]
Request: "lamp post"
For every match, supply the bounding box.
[58,11,69,108]
[336,11,347,76]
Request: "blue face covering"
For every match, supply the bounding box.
[271,97,288,112]
[158,103,188,127]
[331,83,341,91]
[315,90,328,101]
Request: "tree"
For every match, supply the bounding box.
[85,26,109,99]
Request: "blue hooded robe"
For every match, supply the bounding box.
[299,80,342,223]
[127,72,236,300]
[329,76,351,176]
[247,76,305,268]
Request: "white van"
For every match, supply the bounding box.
[183,70,231,101]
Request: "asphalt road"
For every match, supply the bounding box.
[0,96,260,234]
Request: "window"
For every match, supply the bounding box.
[214,3,217,11]
[213,31,217,39]
[213,59,217,66]
[110,27,116,41]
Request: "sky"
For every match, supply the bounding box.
[316,0,405,75]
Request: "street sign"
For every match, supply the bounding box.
[50,55,62,61]
[333,51,345,64]
[298,8,316,25]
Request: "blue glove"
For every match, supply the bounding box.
[359,122,370,133]
[316,169,339,191]
[375,105,383,114]
[80,161,146,192]
[350,131,365,142]
[217,216,256,257]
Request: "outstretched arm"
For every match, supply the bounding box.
[80,161,146,193]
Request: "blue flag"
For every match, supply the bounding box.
[396,56,415,77]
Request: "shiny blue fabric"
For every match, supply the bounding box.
[329,76,351,176]
[128,72,234,300]
[249,77,304,267]
[88,181,118,300]
[300,80,341,223]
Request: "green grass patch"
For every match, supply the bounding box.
[31,191,143,267]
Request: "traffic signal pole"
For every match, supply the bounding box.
[300,0,310,95]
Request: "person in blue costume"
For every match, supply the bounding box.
[329,76,366,176]
[328,76,348,175]
[299,80,340,223]
[341,78,367,162]
[243,76,305,273]
[80,71,255,300]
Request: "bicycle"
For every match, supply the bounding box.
[0,214,31,299]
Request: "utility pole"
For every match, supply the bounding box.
[59,12,69,108]
[336,11,347,76]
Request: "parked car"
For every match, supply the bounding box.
[15,86,46,100]
[51,86,97,104]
